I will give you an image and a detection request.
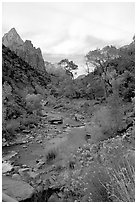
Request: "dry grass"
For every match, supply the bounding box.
[61,130,135,202]
[104,156,135,202]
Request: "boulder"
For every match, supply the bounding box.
[2,192,18,202]
[36,159,45,169]
[3,151,18,161]
[48,116,63,125]
[2,176,35,201]
[18,168,31,182]
[2,162,13,174]
[12,173,21,181]
[22,129,31,133]
[23,145,27,148]
[48,193,59,202]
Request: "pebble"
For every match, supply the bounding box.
[18,168,30,174]
[22,130,31,133]
[29,136,34,140]
[36,159,45,169]
[37,162,45,169]
[22,164,28,168]
[38,140,42,144]
[2,138,6,142]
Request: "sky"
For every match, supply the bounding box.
[2,2,135,56]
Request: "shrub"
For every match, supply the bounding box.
[92,88,124,139]
[46,95,57,107]
[92,106,118,138]
[85,101,125,143]
[16,86,35,99]
[25,94,42,114]
[119,71,135,102]
[84,163,110,202]
[62,160,110,202]
[45,148,58,164]
[5,119,21,139]
[2,82,12,125]
[19,114,39,129]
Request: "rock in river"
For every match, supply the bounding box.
[2,161,13,174]
[12,173,21,181]
[48,115,63,125]
[2,176,35,201]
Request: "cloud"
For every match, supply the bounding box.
[2,2,135,55]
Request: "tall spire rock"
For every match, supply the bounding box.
[2,28,24,48]
[2,28,46,72]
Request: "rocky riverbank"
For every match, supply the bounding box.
[2,104,135,202]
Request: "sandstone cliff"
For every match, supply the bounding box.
[2,28,46,72]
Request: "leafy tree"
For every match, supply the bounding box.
[85,46,119,99]
[58,59,78,78]
[118,71,135,101]
[115,45,135,75]
[107,41,135,101]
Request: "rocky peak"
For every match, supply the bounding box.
[36,48,42,55]
[24,40,33,47]
[2,28,24,48]
[2,28,46,72]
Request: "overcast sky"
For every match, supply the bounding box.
[2,2,135,55]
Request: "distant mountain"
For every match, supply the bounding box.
[2,28,46,72]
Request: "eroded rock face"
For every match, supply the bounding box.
[2,28,24,49]
[2,28,45,72]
